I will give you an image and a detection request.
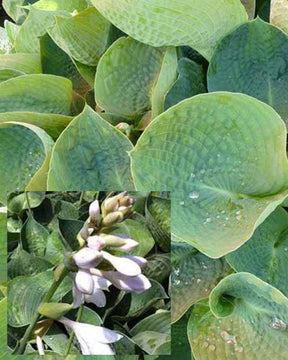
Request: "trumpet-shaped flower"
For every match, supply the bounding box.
[75,269,94,295]
[87,235,106,250]
[58,317,122,355]
[101,251,141,276]
[123,255,148,268]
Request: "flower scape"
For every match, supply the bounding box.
[2,191,171,356]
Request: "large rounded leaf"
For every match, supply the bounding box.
[226,207,288,296]
[172,242,231,323]
[95,37,177,119]
[0,53,42,74]
[48,105,134,190]
[91,0,248,60]
[0,112,73,140]
[0,122,54,203]
[188,273,288,360]
[0,74,73,115]
[130,92,288,258]
[270,0,288,34]
[48,7,111,66]
[208,18,288,123]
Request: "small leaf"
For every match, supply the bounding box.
[21,214,49,257]
[48,105,134,190]
[38,302,73,320]
[8,191,45,213]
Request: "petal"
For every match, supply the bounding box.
[92,274,112,290]
[87,235,106,250]
[75,270,94,295]
[102,251,141,276]
[72,282,84,308]
[85,289,106,307]
[104,272,151,293]
[117,239,139,251]
[80,340,115,355]
[89,199,100,223]
[123,255,148,268]
[73,247,103,269]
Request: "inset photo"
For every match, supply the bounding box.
[5,191,170,356]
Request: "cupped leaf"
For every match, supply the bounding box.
[8,269,72,327]
[164,58,206,111]
[48,105,134,190]
[241,0,256,18]
[21,213,49,257]
[270,0,288,34]
[226,207,288,296]
[40,34,90,96]
[0,74,73,115]
[0,112,73,140]
[95,37,177,119]
[172,242,231,323]
[188,273,288,360]
[0,69,24,82]
[208,18,288,124]
[130,92,288,258]
[0,53,42,74]
[48,7,111,66]
[0,122,54,203]
[91,0,248,60]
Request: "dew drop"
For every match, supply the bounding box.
[196,278,201,284]
[189,191,199,200]
[179,201,185,206]
[202,342,209,348]
[270,316,286,331]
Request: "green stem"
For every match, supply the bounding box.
[78,191,85,209]
[25,191,33,217]
[64,304,84,355]
[13,266,69,355]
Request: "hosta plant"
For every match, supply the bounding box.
[2,191,170,356]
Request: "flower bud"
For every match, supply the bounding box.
[73,247,103,269]
[102,211,123,227]
[87,235,106,250]
[75,270,94,294]
[119,195,134,207]
[123,255,147,268]
[101,251,141,276]
[99,233,138,251]
[89,199,100,224]
[102,197,119,215]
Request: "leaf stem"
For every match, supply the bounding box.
[64,304,84,355]
[13,266,69,355]
[25,191,33,217]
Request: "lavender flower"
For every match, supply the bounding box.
[58,317,122,355]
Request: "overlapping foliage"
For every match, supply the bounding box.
[0,0,288,359]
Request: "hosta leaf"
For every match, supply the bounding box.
[103,218,155,257]
[58,219,84,250]
[0,298,7,358]
[130,310,170,335]
[171,242,231,323]
[130,93,288,258]
[8,269,72,327]
[270,0,288,34]
[8,245,52,278]
[91,0,248,60]
[170,315,192,360]
[21,213,49,257]
[208,18,288,124]
[14,6,57,53]
[0,209,7,284]
[132,331,170,355]
[0,53,42,74]
[0,112,73,140]
[226,207,288,296]
[146,195,170,252]
[44,230,66,265]
[188,273,288,360]
[48,105,134,190]
[0,27,12,54]
[0,74,73,115]
[48,7,111,66]
[8,193,44,217]
[2,0,27,24]
[0,123,54,203]
[241,0,256,18]
[40,34,90,96]
[164,58,206,111]
[0,69,24,82]
[142,253,170,283]
[95,37,177,119]
[32,0,88,12]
